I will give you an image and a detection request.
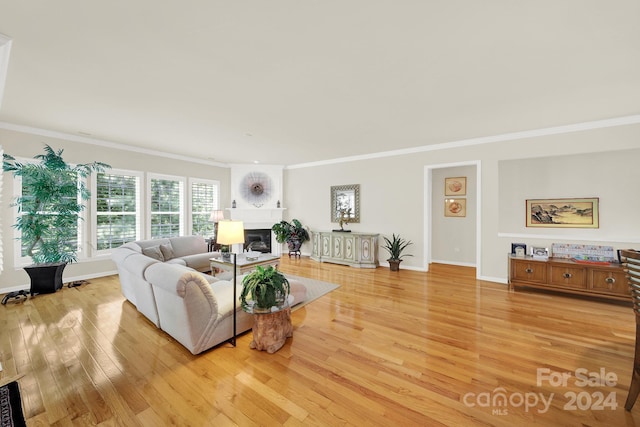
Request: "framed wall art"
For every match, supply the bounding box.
[331,184,360,223]
[445,198,466,217]
[445,177,466,196]
[526,198,599,228]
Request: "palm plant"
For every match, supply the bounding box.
[3,144,110,264]
[240,265,290,312]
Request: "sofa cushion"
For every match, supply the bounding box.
[160,242,175,260]
[180,252,220,272]
[142,245,164,261]
[169,236,207,257]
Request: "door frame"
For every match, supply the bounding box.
[424,160,482,278]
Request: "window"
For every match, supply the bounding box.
[190,178,220,236]
[93,170,142,254]
[148,174,185,238]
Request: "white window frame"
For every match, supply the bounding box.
[188,177,221,238]
[91,168,143,258]
[10,156,88,267]
[147,173,185,239]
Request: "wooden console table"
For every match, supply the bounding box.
[310,231,379,268]
[508,255,629,301]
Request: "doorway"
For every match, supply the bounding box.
[424,161,481,277]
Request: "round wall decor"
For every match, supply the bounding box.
[240,171,272,207]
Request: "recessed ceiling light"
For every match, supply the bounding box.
[253,160,259,164]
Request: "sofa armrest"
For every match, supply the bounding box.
[145,263,222,354]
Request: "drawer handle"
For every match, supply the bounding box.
[605,277,616,284]
[525,268,533,273]
[563,273,573,279]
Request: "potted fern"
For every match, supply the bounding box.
[3,144,109,295]
[382,234,413,271]
[240,265,290,313]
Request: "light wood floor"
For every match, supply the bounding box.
[1,257,639,426]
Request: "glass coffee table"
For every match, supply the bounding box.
[209,253,280,277]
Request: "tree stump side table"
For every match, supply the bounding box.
[248,306,293,354]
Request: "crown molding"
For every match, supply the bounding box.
[286,115,640,169]
[0,121,230,168]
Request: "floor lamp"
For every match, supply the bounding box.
[215,220,245,346]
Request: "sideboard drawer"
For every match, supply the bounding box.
[589,269,629,296]
[510,259,547,284]
[549,265,587,289]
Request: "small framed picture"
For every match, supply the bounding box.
[511,243,527,257]
[531,246,549,258]
[445,177,466,196]
[445,198,466,217]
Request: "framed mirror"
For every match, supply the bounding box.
[331,184,360,223]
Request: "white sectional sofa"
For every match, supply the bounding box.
[111,235,219,327]
[111,235,307,354]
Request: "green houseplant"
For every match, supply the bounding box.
[240,265,291,312]
[272,219,310,254]
[382,234,413,271]
[3,144,109,294]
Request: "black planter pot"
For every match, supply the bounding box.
[24,262,67,295]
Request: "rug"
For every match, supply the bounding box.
[0,381,26,427]
[287,275,340,311]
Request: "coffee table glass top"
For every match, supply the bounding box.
[210,253,280,267]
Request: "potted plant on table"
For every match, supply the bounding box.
[383,234,413,271]
[240,265,291,312]
[3,144,110,296]
[272,219,310,256]
[240,265,293,353]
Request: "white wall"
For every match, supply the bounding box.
[3,121,639,290]
[0,128,231,292]
[285,122,640,282]
[498,148,640,250]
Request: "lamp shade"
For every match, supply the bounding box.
[208,210,225,222]
[216,220,245,245]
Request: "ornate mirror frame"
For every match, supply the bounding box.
[330,184,360,223]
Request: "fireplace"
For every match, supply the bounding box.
[244,229,272,253]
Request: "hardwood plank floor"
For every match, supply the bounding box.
[1,257,639,426]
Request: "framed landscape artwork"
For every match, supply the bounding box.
[445,177,466,196]
[526,198,599,228]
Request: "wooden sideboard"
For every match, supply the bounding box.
[508,255,629,301]
[311,231,379,268]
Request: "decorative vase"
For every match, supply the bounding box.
[286,238,303,258]
[287,238,302,252]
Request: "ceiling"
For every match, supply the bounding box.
[0,1,639,166]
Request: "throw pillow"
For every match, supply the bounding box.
[160,242,175,261]
[142,245,164,261]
